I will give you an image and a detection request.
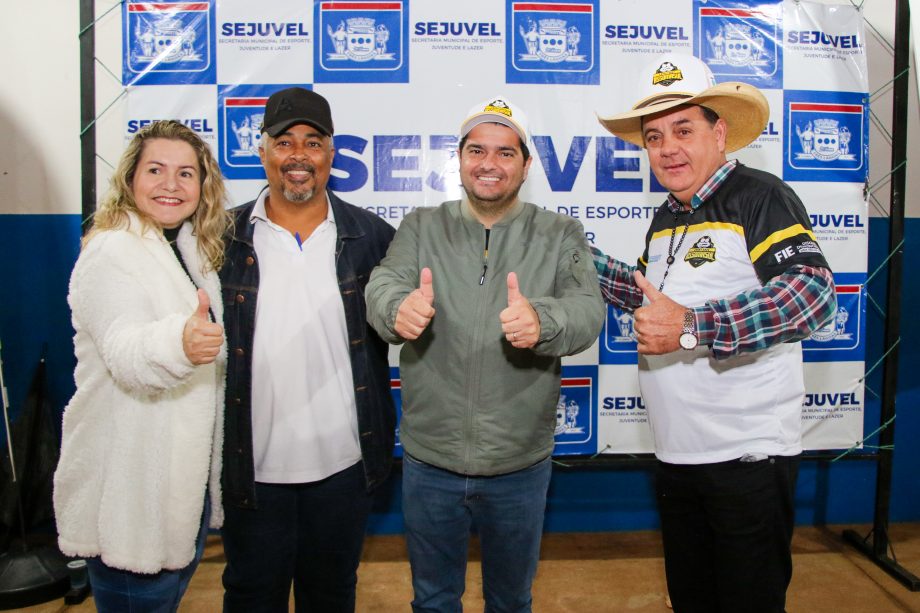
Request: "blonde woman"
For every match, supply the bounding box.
[53,120,231,612]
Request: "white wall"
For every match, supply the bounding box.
[861,0,920,219]
[0,3,81,215]
[0,1,915,218]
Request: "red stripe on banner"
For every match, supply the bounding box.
[836,285,861,294]
[790,103,863,113]
[699,8,756,17]
[129,3,209,11]
[390,380,401,389]
[513,3,594,13]
[561,378,592,386]
[226,98,269,106]
[321,2,402,10]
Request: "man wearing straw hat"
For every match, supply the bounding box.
[367,95,603,611]
[593,53,837,612]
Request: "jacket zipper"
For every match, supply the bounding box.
[479,229,490,285]
[465,227,491,471]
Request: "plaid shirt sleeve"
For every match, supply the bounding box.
[590,246,644,311]
[692,265,837,360]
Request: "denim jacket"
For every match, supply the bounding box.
[220,189,396,509]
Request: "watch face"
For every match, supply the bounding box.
[679,332,698,350]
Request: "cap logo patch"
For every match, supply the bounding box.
[483,99,512,117]
[651,61,683,87]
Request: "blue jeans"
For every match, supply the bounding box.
[221,461,373,613]
[402,454,552,613]
[86,496,210,613]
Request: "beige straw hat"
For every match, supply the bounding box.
[597,53,769,153]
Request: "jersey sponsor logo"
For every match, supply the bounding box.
[315,1,408,83]
[694,1,781,87]
[507,1,599,85]
[684,235,716,268]
[783,91,867,182]
[123,1,215,85]
[795,240,824,255]
[773,245,796,263]
[770,235,825,262]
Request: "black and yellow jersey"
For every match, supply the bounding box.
[639,164,829,306]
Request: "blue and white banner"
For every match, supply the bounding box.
[124,0,868,454]
[554,366,599,454]
[783,91,868,183]
[694,0,784,88]
[123,1,217,85]
[314,1,410,83]
[506,0,600,85]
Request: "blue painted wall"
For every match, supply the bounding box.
[0,215,82,430]
[2,214,916,534]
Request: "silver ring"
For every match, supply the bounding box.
[512,331,518,340]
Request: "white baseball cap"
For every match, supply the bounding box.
[460,95,530,145]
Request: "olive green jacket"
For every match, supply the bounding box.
[366,198,604,476]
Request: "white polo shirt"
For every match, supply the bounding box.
[249,189,361,483]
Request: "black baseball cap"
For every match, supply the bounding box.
[261,87,334,137]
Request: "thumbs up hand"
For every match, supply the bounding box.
[500,272,540,349]
[395,267,436,340]
[182,289,225,365]
[632,270,687,355]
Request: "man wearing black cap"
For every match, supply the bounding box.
[219,87,397,612]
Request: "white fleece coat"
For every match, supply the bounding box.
[54,215,226,573]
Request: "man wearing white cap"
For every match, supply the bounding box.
[367,95,604,612]
[593,54,836,612]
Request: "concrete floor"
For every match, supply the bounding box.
[21,523,920,612]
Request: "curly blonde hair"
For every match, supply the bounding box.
[85,120,231,272]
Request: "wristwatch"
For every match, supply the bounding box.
[679,309,698,350]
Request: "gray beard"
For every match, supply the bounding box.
[283,187,314,203]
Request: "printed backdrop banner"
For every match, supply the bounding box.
[122,0,869,454]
